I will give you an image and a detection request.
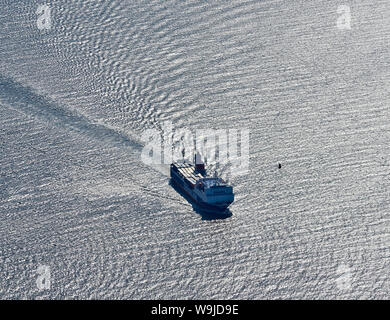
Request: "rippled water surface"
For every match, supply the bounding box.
[0,0,389,299]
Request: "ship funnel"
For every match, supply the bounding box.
[194,152,205,173]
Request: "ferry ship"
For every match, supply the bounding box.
[170,153,234,212]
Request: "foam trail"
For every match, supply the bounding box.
[0,74,190,205]
[0,74,144,152]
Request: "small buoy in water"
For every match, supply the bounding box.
[278,163,282,169]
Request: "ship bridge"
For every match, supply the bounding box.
[198,177,227,189]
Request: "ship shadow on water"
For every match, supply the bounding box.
[169,179,232,220]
